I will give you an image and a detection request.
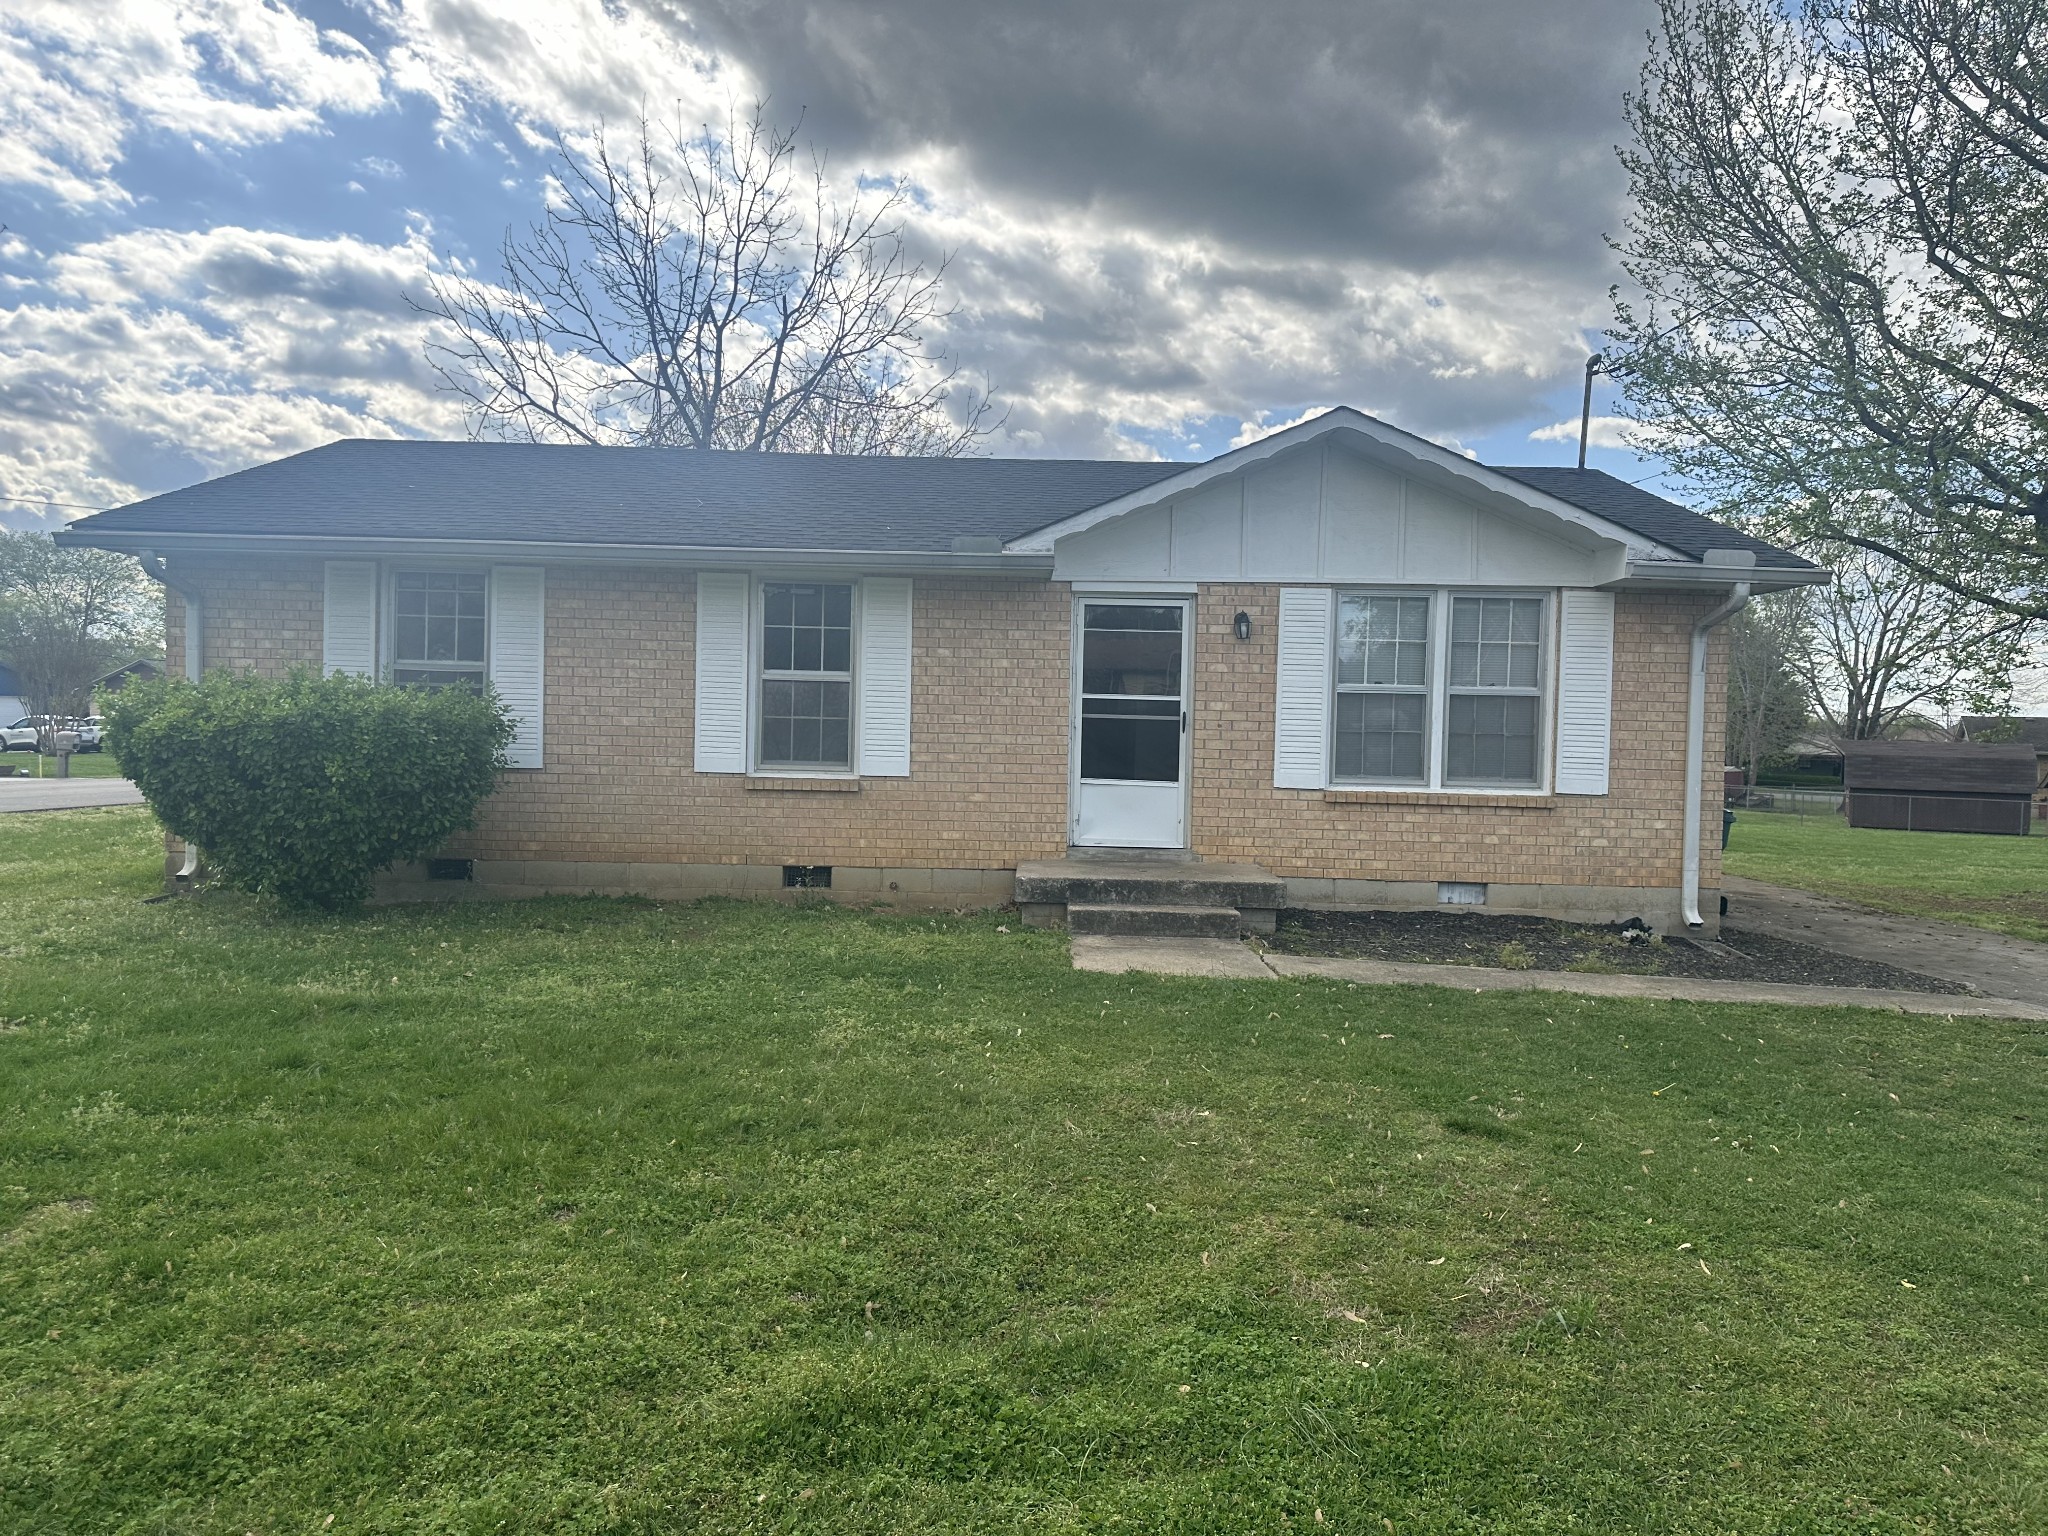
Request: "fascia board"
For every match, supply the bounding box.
[52,528,1056,576]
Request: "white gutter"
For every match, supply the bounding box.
[1681,580,1753,927]
[62,530,1054,576]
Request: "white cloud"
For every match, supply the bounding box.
[1531,413,1634,451]
[371,0,737,147]
[0,0,387,204]
[0,224,466,527]
[0,0,1638,523]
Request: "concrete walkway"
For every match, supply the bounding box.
[1070,935,2048,1020]
[0,777,144,813]
[1724,875,2048,1005]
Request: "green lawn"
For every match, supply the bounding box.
[0,747,126,778]
[4,810,2045,1533]
[1726,807,2048,943]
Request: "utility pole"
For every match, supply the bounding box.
[1578,353,1603,470]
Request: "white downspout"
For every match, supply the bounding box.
[135,552,203,880]
[136,552,203,682]
[1682,579,1752,927]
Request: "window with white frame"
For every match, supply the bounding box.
[1329,589,1548,789]
[1333,592,1431,783]
[759,580,854,770]
[1445,595,1544,785]
[392,570,487,690]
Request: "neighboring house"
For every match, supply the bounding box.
[0,662,22,726]
[94,657,165,701]
[1955,715,2048,816]
[1843,739,2038,835]
[56,407,1823,931]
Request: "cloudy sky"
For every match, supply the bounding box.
[0,0,1663,533]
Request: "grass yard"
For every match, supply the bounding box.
[1726,807,2048,943]
[0,747,126,778]
[3,810,2045,1534]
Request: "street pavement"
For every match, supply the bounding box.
[0,776,146,813]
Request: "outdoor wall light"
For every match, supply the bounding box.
[1233,610,1253,642]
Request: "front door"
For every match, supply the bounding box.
[1071,599,1190,848]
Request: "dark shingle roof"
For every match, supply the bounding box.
[1842,740,2040,795]
[65,439,1192,553]
[62,436,1810,568]
[1491,466,1815,568]
[1956,716,2048,752]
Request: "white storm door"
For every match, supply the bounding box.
[1072,599,1190,848]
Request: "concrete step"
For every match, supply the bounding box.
[1065,901,1244,938]
[1015,858,1286,912]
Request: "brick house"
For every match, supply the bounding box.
[58,408,1822,932]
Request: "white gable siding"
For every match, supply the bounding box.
[1052,441,1617,587]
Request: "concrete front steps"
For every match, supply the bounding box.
[1015,855,1285,937]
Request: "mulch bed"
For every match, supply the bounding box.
[1266,908,1970,995]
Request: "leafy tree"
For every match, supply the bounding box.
[418,104,995,456]
[106,671,512,911]
[1612,0,2048,618]
[0,531,159,745]
[1724,596,1810,788]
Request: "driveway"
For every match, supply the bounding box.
[1723,875,2048,1006]
[0,777,145,813]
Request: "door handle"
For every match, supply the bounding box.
[1181,710,1188,733]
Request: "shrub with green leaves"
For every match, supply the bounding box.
[106,669,513,910]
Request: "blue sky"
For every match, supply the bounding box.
[1,0,1659,534]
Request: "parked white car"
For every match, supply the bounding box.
[70,716,104,751]
[2,717,41,752]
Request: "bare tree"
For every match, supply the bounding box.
[0,531,159,746]
[1785,534,2035,739]
[1724,596,1810,789]
[1612,0,2048,617]
[416,106,994,456]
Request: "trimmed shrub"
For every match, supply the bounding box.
[106,669,513,911]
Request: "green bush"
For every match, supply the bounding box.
[106,669,512,911]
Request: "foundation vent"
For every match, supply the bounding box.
[782,865,832,889]
[1437,881,1487,906]
[427,858,474,882]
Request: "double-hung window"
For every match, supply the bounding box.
[392,571,487,691]
[1333,592,1431,783]
[1328,589,1548,789]
[1445,596,1543,785]
[759,581,854,771]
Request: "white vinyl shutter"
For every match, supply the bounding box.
[694,571,751,773]
[322,560,378,676]
[1554,588,1616,795]
[857,577,913,777]
[489,565,545,769]
[1273,586,1334,789]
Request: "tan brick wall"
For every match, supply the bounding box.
[172,560,1725,891]
[165,556,325,678]
[1187,584,1726,890]
[454,567,1073,868]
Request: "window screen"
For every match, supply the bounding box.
[392,571,487,690]
[1445,596,1543,784]
[759,582,853,770]
[1332,593,1430,782]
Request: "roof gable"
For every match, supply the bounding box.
[1008,407,1675,558]
[1051,435,1624,587]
